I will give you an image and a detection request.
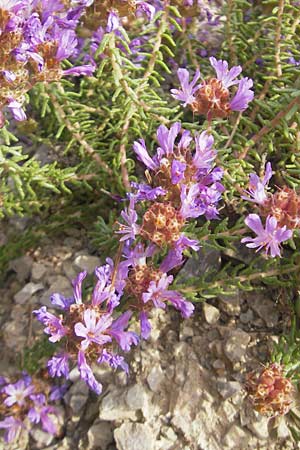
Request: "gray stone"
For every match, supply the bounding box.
[31,262,47,281]
[180,324,194,339]
[99,388,137,421]
[9,255,33,282]
[30,428,54,448]
[218,293,241,316]
[223,424,251,448]
[14,282,44,304]
[62,259,78,281]
[114,423,155,450]
[203,303,220,324]
[216,380,242,399]
[251,295,279,328]
[65,380,89,416]
[125,383,153,416]
[276,417,290,439]
[224,329,250,363]
[147,365,165,392]
[88,420,113,450]
[239,309,254,324]
[247,416,269,440]
[74,254,101,274]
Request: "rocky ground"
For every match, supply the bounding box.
[1,227,300,450]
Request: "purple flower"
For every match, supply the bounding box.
[63,65,95,77]
[230,77,254,111]
[0,417,24,443]
[131,182,166,201]
[136,2,156,20]
[241,214,292,257]
[7,100,26,121]
[47,353,70,378]
[106,10,120,32]
[180,184,203,218]
[209,57,242,88]
[139,311,152,340]
[242,162,272,205]
[72,270,87,304]
[3,379,34,407]
[142,273,194,320]
[97,349,129,373]
[193,131,216,169]
[74,309,112,351]
[116,196,140,242]
[133,139,158,170]
[78,350,102,394]
[157,122,181,156]
[171,160,186,184]
[170,68,201,106]
[28,395,58,435]
[33,307,67,342]
[50,292,74,310]
[109,311,139,352]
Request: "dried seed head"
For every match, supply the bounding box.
[140,202,185,247]
[125,264,162,302]
[246,363,294,417]
[192,78,231,120]
[260,187,300,230]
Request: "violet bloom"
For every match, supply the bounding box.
[0,417,24,443]
[109,311,139,352]
[28,394,57,435]
[98,348,129,373]
[170,68,201,106]
[74,309,113,351]
[33,307,67,342]
[241,214,292,257]
[172,57,254,116]
[78,350,102,394]
[47,353,70,378]
[3,379,34,407]
[142,273,194,320]
[242,162,273,205]
[116,196,140,242]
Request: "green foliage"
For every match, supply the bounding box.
[21,336,57,374]
[2,2,300,324]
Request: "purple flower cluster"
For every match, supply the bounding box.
[33,123,223,393]
[0,0,94,124]
[34,267,139,394]
[132,122,224,221]
[171,57,254,119]
[0,372,62,443]
[241,163,293,257]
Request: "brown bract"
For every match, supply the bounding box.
[260,187,300,230]
[141,202,185,247]
[191,78,231,120]
[246,363,294,417]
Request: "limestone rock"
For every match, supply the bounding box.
[147,365,165,392]
[74,254,101,274]
[218,293,241,316]
[14,282,44,304]
[114,423,155,450]
[31,262,47,281]
[224,329,250,363]
[9,256,33,282]
[203,303,220,325]
[88,420,113,450]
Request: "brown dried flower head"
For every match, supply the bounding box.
[246,363,294,417]
[191,78,231,120]
[260,187,300,230]
[140,202,185,247]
